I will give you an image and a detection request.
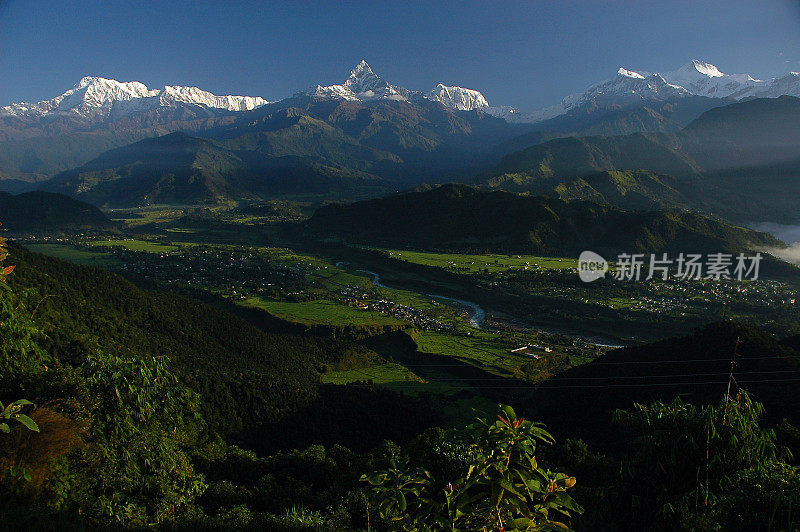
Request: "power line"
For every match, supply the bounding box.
[386,369,800,382]
[587,356,792,365]
[336,377,800,390]
[394,355,793,367]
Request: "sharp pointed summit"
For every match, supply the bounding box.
[306,60,405,101]
[342,60,393,95]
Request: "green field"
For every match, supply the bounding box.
[411,329,523,375]
[381,249,576,273]
[87,239,183,253]
[242,297,404,327]
[25,243,122,268]
[321,363,422,385]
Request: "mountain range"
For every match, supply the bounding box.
[3,60,800,224]
[0,60,500,130]
[519,60,800,123]
[483,95,800,222]
[0,61,528,192]
[6,59,798,129]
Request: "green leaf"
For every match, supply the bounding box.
[13,414,39,432]
[0,423,9,433]
[499,479,525,498]
[501,404,517,419]
[513,517,532,528]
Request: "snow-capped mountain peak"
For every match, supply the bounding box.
[617,67,645,79]
[663,60,766,98]
[0,77,269,119]
[511,59,800,125]
[682,59,724,78]
[307,60,408,102]
[342,60,394,96]
[307,60,496,110]
[428,84,489,111]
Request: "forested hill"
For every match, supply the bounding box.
[5,244,440,449]
[527,322,800,447]
[0,241,445,526]
[6,243,318,436]
[0,191,115,232]
[304,184,782,256]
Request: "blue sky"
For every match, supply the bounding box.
[1,0,799,110]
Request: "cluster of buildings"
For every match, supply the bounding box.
[339,286,451,331]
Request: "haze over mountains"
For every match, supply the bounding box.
[484,95,800,222]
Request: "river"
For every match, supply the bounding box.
[357,269,486,329]
[355,268,626,346]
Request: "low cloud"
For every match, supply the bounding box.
[761,244,800,265]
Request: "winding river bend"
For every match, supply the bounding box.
[356,269,486,329]
[353,267,625,346]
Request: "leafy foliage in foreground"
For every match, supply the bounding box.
[0,236,38,437]
[363,405,582,531]
[0,286,206,525]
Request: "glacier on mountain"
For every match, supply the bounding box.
[306,60,496,112]
[427,84,489,111]
[4,59,800,126]
[505,59,800,124]
[0,76,270,118]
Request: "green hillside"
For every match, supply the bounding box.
[305,184,782,256]
[0,191,115,231]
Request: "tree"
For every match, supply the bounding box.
[611,390,790,529]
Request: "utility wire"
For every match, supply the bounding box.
[376,369,800,382]
[336,376,800,390]
[395,355,794,367]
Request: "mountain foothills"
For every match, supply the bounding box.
[45,131,387,206]
[0,191,114,232]
[484,95,800,222]
[305,184,782,256]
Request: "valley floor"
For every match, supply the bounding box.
[17,203,800,425]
